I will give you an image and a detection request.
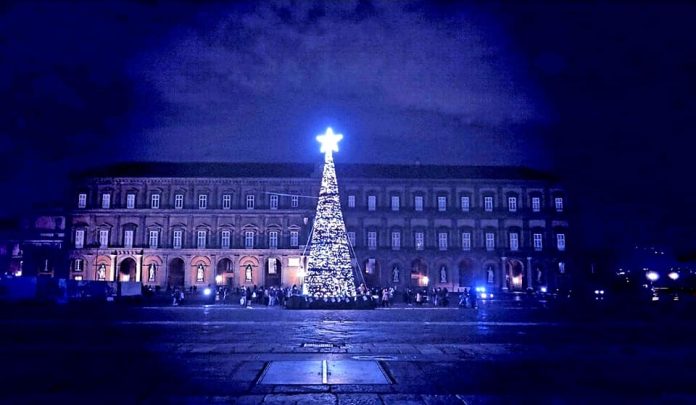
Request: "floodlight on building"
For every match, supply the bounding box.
[646,271,660,282]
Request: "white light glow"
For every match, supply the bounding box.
[215,275,223,284]
[422,276,429,285]
[668,272,679,280]
[646,271,660,282]
[476,286,486,293]
[203,288,212,296]
[316,127,343,156]
[540,286,547,293]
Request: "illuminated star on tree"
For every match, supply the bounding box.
[316,127,343,157]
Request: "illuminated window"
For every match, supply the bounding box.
[415,232,424,250]
[126,193,135,209]
[198,194,207,209]
[437,196,447,212]
[532,197,541,212]
[197,230,206,249]
[508,197,517,212]
[391,196,400,211]
[368,195,376,211]
[291,195,299,208]
[246,195,255,210]
[174,194,184,209]
[414,195,424,212]
[124,230,134,248]
[221,231,230,249]
[555,197,564,212]
[173,230,182,249]
[73,259,83,272]
[270,194,279,210]
[151,194,160,209]
[290,231,299,247]
[244,231,254,249]
[367,231,377,250]
[99,229,109,248]
[347,195,355,208]
[347,231,356,247]
[391,231,401,250]
[461,196,470,212]
[269,231,278,249]
[461,232,471,251]
[222,194,231,209]
[149,230,159,249]
[77,193,87,208]
[485,232,495,251]
[533,233,543,251]
[509,232,519,251]
[484,196,493,212]
[556,233,566,251]
[438,232,448,250]
[101,193,111,209]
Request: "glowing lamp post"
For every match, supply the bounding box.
[646,271,659,282]
[668,271,679,281]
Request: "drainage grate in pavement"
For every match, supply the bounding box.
[258,360,390,385]
[301,342,341,348]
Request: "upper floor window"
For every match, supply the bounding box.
[485,232,495,251]
[78,193,87,209]
[124,230,134,248]
[414,195,424,212]
[221,230,231,249]
[244,231,254,249]
[197,230,207,249]
[391,231,401,250]
[437,196,447,212]
[555,197,564,213]
[347,195,356,208]
[173,230,183,249]
[533,233,543,251]
[149,230,159,249]
[508,196,517,212]
[99,229,109,248]
[558,261,566,274]
[532,197,541,213]
[367,231,377,250]
[126,193,135,209]
[556,233,566,251]
[415,232,424,250]
[347,231,356,247]
[174,194,184,209]
[198,194,207,209]
[290,231,299,247]
[367,195,376,211]
[151,194,160,209]
[270,194,279,210]
[391,195,400,211]
[461,232,471,251]
[484,196,493,212]
[246,195,255,210]
[222,194,232,209]
[74,229,85,249]
[101,193,111,209]
[509,232,519,251]
[460,196,470,212]
[438,232,448,250]
[291,195,299,208]
[269,231,279,249]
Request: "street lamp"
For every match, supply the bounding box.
[668,271,679,281]
[646,271,659,282]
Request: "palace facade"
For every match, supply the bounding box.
[64,162,570,293]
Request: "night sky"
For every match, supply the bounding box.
[1,1,695,257]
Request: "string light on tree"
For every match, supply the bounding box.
[304,128,358,299]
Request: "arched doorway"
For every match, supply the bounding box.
[168,258,185,288]
[458,259,474,288]
[410,259,428,287]
[217,258,234,286]
[265,257,282,288]
[506,259,525,291]
[119,258,137,282]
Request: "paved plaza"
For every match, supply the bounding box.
[1,302,695,403]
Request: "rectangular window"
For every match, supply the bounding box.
[508,196,517,212]
[173,230,182,249]
[391,196,400,211]
[151,194,160,209]
[78,193,87,208]
[533,233,543,251]
[221,230,231,249]
[290,230,299,247]
[149,230,159,249]
[197,230,206,249]
[555,197,564,212]
[415,232,424,250]
[438,232,448,250]
[291,195,299,208]
[461,232,471,251]
[557,233,566,251]
[437,196,447,212]
[391,231,401,250]
[126,193,135,209]
[75,229,85,249]
[509,232,519,251]
[367,195,376,211]
[532,197,541,212]
[484,196,493,212]
[99,229,109,248]
[244,231,254,249]
[101,193,111,209]
[246,195,255,210]
[347,195,355,208]
[485,232,495,251]
[174,194,184,209]
[198,194,207,209]
[270,194,279,210]
[461,196,470,212]
[367,231,377,250]
[73,259,83,272]
[222,194,231,209]
[414,196,424,212]
[347,231,356,247]
[124,230,134,248]
[269,231,278,249]
[288,257,300,267]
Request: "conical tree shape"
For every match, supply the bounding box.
[304,151,357,298]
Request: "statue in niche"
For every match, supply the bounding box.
[196,264,204,282]
[536,266,543,283]
[148,264,156,282]
[392,266,400,283]
[440,266,447,283]
[97,264,106,281]
[245,264,253,282]
[487,265,494,284]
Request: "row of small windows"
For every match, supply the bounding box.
[73,228,300,250]
[347,194,564,213]
[346,230,566,252]
[78,192,300,210]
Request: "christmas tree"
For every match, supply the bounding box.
[304,128,358,299]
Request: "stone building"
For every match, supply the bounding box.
[65,162,569,292]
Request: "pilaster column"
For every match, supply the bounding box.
[501,256,507,291]
[135,254,142,283]
[526,256,533,290]
[110,254,117,281]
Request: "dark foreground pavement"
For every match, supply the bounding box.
[0,302,695,404]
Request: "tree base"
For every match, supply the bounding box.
[285,295,376,310]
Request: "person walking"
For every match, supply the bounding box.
[381,288,390,308]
